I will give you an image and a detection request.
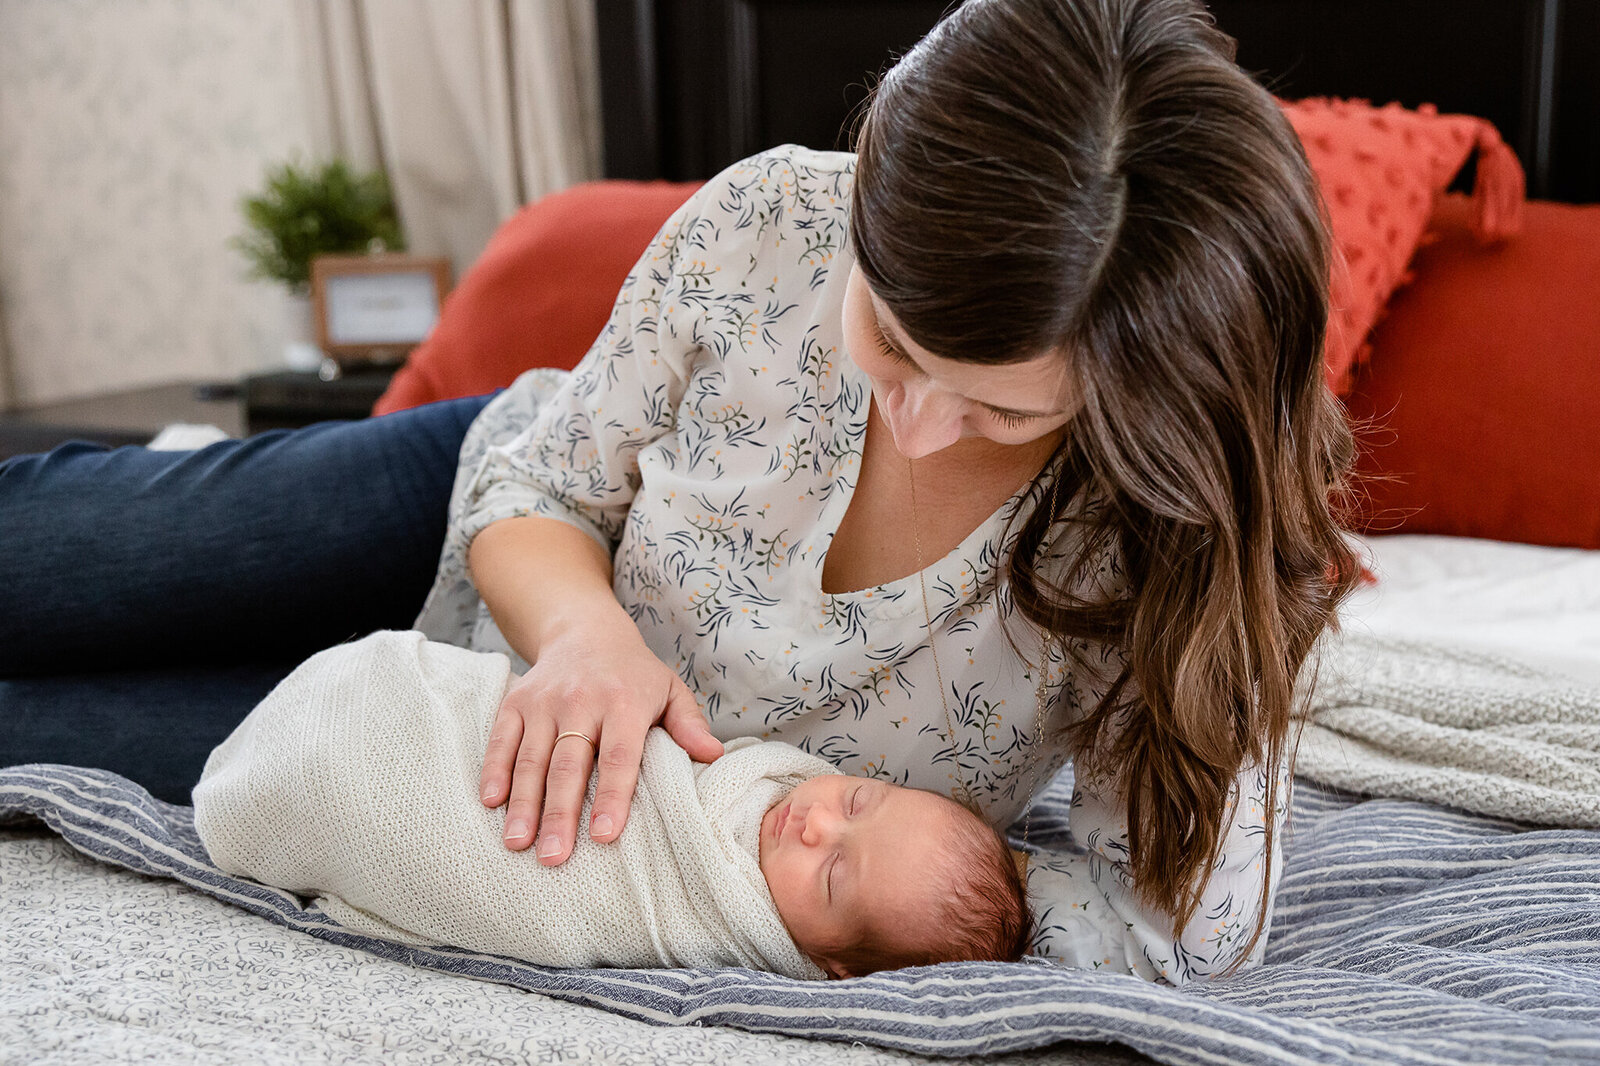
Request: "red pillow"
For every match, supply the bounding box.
[374,180,702,416]
[1281,98,1525,395]
[1343,193,1600,549]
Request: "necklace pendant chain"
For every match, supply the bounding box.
[907,456,1050,853]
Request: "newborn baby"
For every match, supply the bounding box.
[193,631,1029,980]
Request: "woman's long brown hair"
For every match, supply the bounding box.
[851,0,1362,969]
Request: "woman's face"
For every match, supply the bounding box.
[841,265,1077,459]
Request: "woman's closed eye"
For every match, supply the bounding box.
[876,330,918,369]
[876,326,1046,428]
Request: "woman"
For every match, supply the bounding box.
[0,0,1356,983]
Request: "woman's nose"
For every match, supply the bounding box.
[881,380,963,459]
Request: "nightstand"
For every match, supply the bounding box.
[0,368,396,461]
[0,382,246,461]
[242,367,396,432]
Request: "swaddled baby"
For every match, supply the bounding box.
[193,630,1030,980]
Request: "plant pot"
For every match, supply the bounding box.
[283,292,325,373]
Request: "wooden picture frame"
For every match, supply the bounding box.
[310,254,452,368]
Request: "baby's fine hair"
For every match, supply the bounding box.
[833,794,1033,976]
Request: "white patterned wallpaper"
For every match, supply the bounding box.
[0,0,313,406]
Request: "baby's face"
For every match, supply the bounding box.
[757,774,967,978]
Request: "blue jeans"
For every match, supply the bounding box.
[0,394,495,802]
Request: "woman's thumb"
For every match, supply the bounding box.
[662,678,723,762]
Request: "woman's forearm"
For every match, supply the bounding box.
[467,515,635,663]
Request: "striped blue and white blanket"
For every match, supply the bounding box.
[3,761,1596,1065]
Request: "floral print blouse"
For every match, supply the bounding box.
[414,145,1285,984]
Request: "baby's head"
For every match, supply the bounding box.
[758,774,1032,979]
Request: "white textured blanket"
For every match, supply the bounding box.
[1298,632,1600,827]
[192,631,835,978]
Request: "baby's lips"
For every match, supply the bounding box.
[770,800,792,841]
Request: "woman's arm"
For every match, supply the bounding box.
[447,153,793,864]
[470,515,720,864]
[1026,753,1287,984]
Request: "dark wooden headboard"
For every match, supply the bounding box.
[597,0,1600,203]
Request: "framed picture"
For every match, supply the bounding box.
[310,254,453,368]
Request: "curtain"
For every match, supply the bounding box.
[293,0,602,278]
[0,305,14,410]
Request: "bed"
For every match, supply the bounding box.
[6,533,1600,1065]
[6,2,1600,1063]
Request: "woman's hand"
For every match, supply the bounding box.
[467,514,721,864]
[478,619,723,865]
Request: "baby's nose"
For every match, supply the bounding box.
[797,803,838,846]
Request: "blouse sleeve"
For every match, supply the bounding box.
[449,179,724,558]
[1025,747,1288,985]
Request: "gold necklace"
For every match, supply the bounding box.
[907,455,1051,851]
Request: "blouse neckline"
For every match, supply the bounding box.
[808,354,1035,618]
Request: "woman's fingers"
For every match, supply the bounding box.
[500,712,555,852]
[587,717,651,843]
[481,644,704,860]
[535,730,597,865]
[479,698,528,809]
[662,677,724,764]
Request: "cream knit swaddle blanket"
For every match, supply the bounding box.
[192,630,835,978]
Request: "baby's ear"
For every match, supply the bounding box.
[822,957,855,980]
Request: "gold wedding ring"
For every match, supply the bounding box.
[553,730,596,748]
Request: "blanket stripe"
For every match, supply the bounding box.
[3,762,1598,1063]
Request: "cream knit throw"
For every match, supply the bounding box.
[1297,632,1600,827]
[193,631,835,978]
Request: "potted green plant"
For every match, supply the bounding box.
[233,159,406,369]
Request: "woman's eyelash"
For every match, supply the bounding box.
[989,409,1035,428]
[875,328,1040,428]
[875,331,917,366]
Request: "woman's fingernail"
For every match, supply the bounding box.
[505,820,529,840]
[591,814,614,839]
[482,786,497,803]
[537,834,562,859]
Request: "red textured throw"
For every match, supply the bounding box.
[1283,98,1525,396]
